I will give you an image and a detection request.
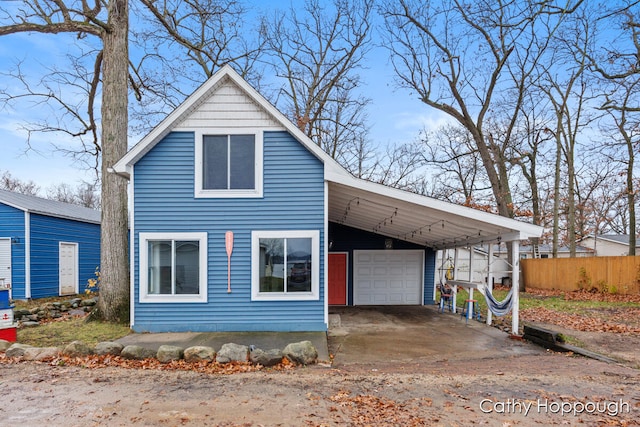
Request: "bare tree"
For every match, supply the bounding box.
[0,0,130,322]
[130,0,266,133]
[0,171,39,195]
[419,124,489,206]
[585,3,640,255]
[380,0,583,220]
[47,182,101,209]
[264,0,374,171]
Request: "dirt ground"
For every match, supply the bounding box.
[1,348,639,426]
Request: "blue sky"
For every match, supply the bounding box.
[0,4,443,191]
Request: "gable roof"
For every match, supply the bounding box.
[114,65,543,248]
[0,189,100,224]
[588,234,639,246]
[113,65,349,181]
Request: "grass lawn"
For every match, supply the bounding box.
[17,317,131,348]
[437,285,640,334]
[11,294,131,348]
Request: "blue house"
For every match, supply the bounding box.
[0,189,101,299]
[113,66,542,333]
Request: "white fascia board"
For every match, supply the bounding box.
[329,173,544,240]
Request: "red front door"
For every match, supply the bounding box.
[328,253,347,305]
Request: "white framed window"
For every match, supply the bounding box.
[194,129,263,198]
[251,230,320,301]
[139,232,208,303]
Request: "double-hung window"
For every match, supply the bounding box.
[251,230,320,301]
[195,130,263,198]
[139,232,208,303]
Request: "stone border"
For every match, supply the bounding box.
[0,339,318,366]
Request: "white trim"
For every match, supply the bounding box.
[128,175,135,328]
[0,238,11,298]
[324,181,329,325]
[24,212,30,299]
[194,129,264,198]
[58,241,79,296]
[139,232,208,303]
[251,230,320,301]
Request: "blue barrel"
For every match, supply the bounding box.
[0,288,9,309]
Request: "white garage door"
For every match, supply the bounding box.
[353,250,424,305]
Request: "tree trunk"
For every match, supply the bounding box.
[627,140,636,256]
[96,0,130,323]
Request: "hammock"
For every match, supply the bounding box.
[479,285,514,317]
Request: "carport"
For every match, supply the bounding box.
[326,175,544,334]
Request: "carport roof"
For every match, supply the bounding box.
[328,175,543,251]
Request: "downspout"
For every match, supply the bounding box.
[511,241,520,335]
[24,211,31,299]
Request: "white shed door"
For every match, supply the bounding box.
[59,243,78,295]
[0,238,11,288]
[353,250,424,305]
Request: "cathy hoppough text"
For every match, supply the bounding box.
[479,398,631,417]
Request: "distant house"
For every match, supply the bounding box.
[580,234,640,257]
[113,65,542,333]
[497,243,594,259]
[0,189,101,299]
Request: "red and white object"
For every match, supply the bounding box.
[0,308,13,328]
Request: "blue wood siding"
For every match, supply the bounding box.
[328,222,436,305]
[29,214,100,298]
[133,131,325,332]
[0,203,26,298]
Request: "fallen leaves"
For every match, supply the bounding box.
[326,390,429,426]
[0,352,297,375]
[521,307,640,334]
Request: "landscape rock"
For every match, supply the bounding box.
[157,345,184,363]
[184,346,216,362]
[283,341,318,365]
[5,343,35,358]
[0,339,11,351]
[81,298,97,307]
[21,321,40,327]
[63,340,93,357]
[121,345,156,360]
[249,348,283,367]
[95,341,124,356]
[22,347,61,361]
[216,343,249,363]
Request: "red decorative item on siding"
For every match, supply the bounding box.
[225,231,234,293]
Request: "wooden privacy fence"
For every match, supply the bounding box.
[521,256,640,294]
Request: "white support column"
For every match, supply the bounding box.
[511,241,520,335]
[468,246,475,300]
[452,248,459,314]
[486,243,494,325]
[453,248,459,280]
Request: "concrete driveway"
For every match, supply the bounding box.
[328,305,543,367]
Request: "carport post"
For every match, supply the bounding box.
[486,243,494,325]
[511,242,520,335]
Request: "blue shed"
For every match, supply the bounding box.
[113,65,542,333]
[0,189,101,299]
